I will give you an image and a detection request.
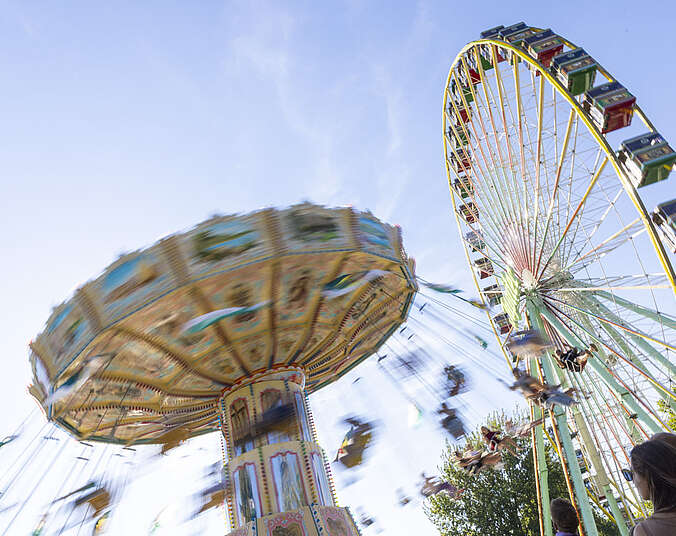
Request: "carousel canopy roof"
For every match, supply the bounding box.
[28,204,416,445]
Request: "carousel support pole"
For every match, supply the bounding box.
[527,298,599,536]
[220,370,361,536]
[572,409,629,536]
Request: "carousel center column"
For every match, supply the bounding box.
[219,367,362,535]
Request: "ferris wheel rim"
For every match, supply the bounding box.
[443,36,676,404]
[443,37,676,301]
[442,29,676,532]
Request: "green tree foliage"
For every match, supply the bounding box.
[656,396,676,432]
[426,412,620,536]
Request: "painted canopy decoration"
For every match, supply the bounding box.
[28,203,417,445]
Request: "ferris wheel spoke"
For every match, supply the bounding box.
[561,147,606,266]
[564,161,667,305]
[512,59,527,181]
[561,273,670,293]
[527,96,555,260]
[594,289,676,330]
[478,67,528,235]
[546,295,675,353]
[473,62,509,175]
[545,300,675,430]
[564,210,640,275]
[486,53,518,178]
[559,117,595,257]
[555,115,579,239]
[522,75,557,192]
[449,71,528,269]
[563,272,667,290]
[540,94,575,223]
[563,183,626,268]
[561,159,624,266]
[592,171,670,317]
[551,86,560,186]
[496,55,541,214]
[554,283,670,292]
[444,125,512,269]
[510,57,539,270]
[456,128,514,238]
[533,297,663,432]
[446,78,509,232]
[538,156,609,279]
[555,303,668,401]
[530,74,547,270]
[512,64,528,181]
[534,108,577,276]
[580,162,656,280]
[466,60,523,233]
[479,58,539,272]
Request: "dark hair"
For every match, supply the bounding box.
[550,498,578,532]
[630,433,676,512]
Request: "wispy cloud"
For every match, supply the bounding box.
[218,0,437,218]
[368,2,435,222]
[223,1,344,203]
[370,65,408,221]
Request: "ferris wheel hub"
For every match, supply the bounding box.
[521,269,538,290]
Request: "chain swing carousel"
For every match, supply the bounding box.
[27,203,417,535]
[16,23,676,536]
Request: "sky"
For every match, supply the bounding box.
[1,1,676,534]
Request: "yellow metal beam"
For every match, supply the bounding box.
[453,38,675,296]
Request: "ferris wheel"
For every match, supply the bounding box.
[443,23,676,536]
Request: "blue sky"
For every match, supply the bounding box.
[1,1,676,534]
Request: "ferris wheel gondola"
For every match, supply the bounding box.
[443,23,676,536]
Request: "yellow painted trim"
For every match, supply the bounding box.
[442,62,513,370]
[444,38,676,299]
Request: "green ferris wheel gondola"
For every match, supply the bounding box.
[444,22,676,536]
